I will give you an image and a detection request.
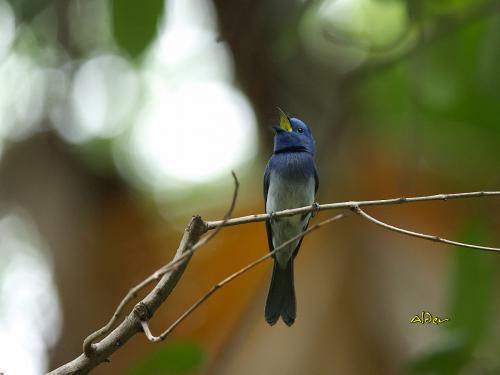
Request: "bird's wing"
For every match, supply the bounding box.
[314,164,319,194]
[263,161,271,206]
[293,207,312,259]
[263,161,275,251]
[294,171,317,258]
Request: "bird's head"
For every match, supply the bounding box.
[273,108,316,155]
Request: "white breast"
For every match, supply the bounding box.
[266,172,315,268]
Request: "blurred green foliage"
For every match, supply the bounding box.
[421,0,480,17]
[7,0,50,21]
[127,341,205,375]
[407,221,496,374]
[111,0,165,59]
[358,10,500,183]
[76,138,117,176]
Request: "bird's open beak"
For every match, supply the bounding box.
[277,107,293,133]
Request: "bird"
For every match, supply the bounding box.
[263,108,319,326]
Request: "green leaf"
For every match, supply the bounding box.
[111,0,165,59]
[128,341,205,375]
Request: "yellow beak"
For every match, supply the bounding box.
[277,107,293,133]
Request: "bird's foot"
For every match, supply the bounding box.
[268,211,277,223]
[311,202,320,218]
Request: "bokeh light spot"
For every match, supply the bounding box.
[56,54,139,143]
[130,81,256,185]
[114,0,258,190]
[0,211,62,375]
[0,0,15,60]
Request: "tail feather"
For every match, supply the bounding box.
[265,261,296,326]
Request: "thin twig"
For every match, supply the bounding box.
[145,171,240,279]
[206,191,500,229]
[353,206,500,253]
[140,213,347,342]
[195,170,240,246]
[82,274,159,355]
[82,172,239,355]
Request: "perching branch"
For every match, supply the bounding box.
[49,186,500,374]
[140,213,347,342]
[206,191,500,229]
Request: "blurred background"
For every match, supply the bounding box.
[0,0,500,374]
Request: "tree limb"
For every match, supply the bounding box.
[48,189,500,374]
[353,206,500,253]
[80,172,239,356]
[206,191,500,229]
[50,173,240,375]
[49,215,207,375]
[139,213,347,342]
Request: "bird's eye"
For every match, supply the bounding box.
[297,127,304,133]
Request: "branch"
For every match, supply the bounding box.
[81,172,239,355]
[50,173,239,375]
[353,206,500,253]
[206,191,500,229]
[49,216,207,375]
[139,213,347,342]
[49,189,500,374]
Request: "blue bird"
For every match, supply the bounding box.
[264,108,319,326]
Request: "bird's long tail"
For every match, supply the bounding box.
[265,260,296,326]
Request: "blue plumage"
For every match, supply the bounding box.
[263,110,319,326]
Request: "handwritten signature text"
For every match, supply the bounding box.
[410,311,449,325]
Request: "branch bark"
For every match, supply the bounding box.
[48,189,500,374]
[49,215,207,374]
[353,206,500,253]
[206,191,500,229]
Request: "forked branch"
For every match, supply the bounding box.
[49,183,500,375]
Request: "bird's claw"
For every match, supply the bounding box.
[311,202,320,218]
[268,211,277,223]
